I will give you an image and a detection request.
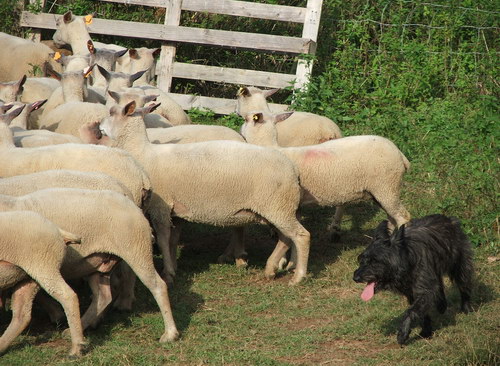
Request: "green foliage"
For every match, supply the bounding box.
[0,0,23,36]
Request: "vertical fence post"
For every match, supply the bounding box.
[294,0,322,90]
[157,0,182,92]
[24,0,46,41]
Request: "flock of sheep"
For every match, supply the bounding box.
[0,11,411,357]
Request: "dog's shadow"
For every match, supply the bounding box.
[380,279,496,343]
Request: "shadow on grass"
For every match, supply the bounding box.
[379,279,496,344]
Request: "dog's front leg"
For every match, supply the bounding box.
[397,295,433,345]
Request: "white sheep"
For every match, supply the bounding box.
[53,12,126,56]
[146,125,245,144]
[87,40,128,90]
[0,32,62,82]
[0,120,151,208]
[0,189,179,343]
[0,210,85,357]
[106,89,170,128]
[6,100,82,147]
[236,86,343,146]
[39,66,110,137]
[241,111,411,267]
[100,101,311,285]
[0,170,133,202]
[126,47,161,86]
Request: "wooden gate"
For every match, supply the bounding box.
[21,0,323,114]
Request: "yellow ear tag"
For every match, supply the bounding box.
[253,114,259,121]
[237,87,244,96]
[83,66,92,78]
[84,15,93,25]
[53,52,61,61]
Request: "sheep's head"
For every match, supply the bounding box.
[236,86,278,116]
[53,11,93,48]
[102,101,161,140]
[240,111,293,146]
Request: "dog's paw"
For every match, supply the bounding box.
[397,318,412,345]
[419,327,433,339]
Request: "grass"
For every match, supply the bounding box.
[0,201,498,365]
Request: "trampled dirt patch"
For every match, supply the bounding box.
[278,338,400,365]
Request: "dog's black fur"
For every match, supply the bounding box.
[353,214,473,345]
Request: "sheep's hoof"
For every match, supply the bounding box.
[160,329,179,343]
[235,257,248,268]
[68,341,88,358]
[264,270,276,280]
[277,257,288,271]
[113,296,134,312]
[288,272,305,286]
[285,261,296,272]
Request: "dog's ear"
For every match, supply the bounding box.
[374,220,390,240]
[390,224,406,246]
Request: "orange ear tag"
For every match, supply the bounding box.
[84,15,93,25]
[53,52,61,61]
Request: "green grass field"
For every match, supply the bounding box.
[1,98,498,365]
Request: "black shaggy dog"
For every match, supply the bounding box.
[353,214,473,345]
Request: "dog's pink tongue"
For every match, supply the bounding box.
[361,282,375,301]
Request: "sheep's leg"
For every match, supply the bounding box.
[112,262,137,312]
[0,280,39,355]
[372,190,410,229]
[33,273,86,357]
[267,221,310,285]
[119,254,179,342]
[326,205,345,241]
[218,227,248,267]
[36,291,65,324]
[154,220,175,284]
[80,272,112,330]
[170,219,183,273]
[264,235,291,280]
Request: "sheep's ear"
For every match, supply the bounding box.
[108,90,120,102]
[97,64,111,81]
[143,95,159,104]
[274,111,293,124]
[264,88,280,98]
[390,224,406,246]
[237,87,250,97]
[87,40,96,54]
[44,62,61,79]
[84,14,93,25]
[251,113,264,124]
[129,49,139,59]
[144,102,161,114]
[0,104,13,113]
[124,101,136,116]
[152,48,161,58]
[130,69,147,83]
[7,105,25,122]
[374,220,390,240]
[63,11,73,24]
[115,48,128,59]
[30,99,47,112]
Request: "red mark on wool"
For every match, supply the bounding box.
[304,149,331,162]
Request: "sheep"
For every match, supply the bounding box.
[0,170,133,202]
[130,85,192,125]
[236,86,343,146]
[100,101,311,285]
[5,100,82,147]
[126,47,161,86]
[39,66,110,137]
[0,120,151,208]
[241,111,411,268]
[105,89,171,127]
[87,41,128,89]
[0,210,85,357]
[53,11,126,56]
[96,65,147,96]
[0,32,62,82]
[0,189,179,343]
[0,75,27,102]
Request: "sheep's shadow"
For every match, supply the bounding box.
[378,279,496,344]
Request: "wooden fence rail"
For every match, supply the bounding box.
[21,0,323,114]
